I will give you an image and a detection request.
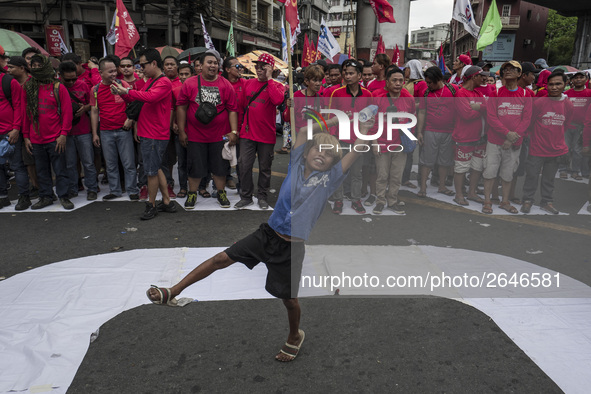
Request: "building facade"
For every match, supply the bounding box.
[325,0,356,56]
[410,23,449,50]
[451,0,549,65]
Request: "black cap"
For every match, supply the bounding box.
[7,56,30,71]
[521,62,536,74]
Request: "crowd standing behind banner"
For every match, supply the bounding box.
[1,43,591,218]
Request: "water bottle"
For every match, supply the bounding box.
[223,136,229,142]
[358,105,379,123]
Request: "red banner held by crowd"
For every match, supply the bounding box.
[368,0,396,24]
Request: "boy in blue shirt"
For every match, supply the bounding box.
[147,112,373,362]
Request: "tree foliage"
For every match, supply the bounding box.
[543,10,577,66]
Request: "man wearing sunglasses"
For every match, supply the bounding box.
[119,57,145,91]
[59,61,98,201]
[235,53,285,210]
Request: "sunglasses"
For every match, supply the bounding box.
[120,64,133,68]
[63,78,77,82]
[232,64,244,69]
[139,61,151,69]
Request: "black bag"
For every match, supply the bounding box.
[194,76,223,125]
[125,75,163,121]
[68,91,84,126]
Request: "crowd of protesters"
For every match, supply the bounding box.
[1,41,591,219]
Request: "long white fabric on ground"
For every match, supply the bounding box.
[1,246,591,393]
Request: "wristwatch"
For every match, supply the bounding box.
[231,130,238,135]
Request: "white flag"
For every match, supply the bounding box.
[453,0,480,39]
[106,11,118,45]
[200,14,215,51]
[102,37,108,57]
[281,22,288,63]
[317,18,341,59]
[59,34,70,55]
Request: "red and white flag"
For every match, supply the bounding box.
[113,0,139,58]
[368,0,396,24]
[376,35,385,56]
[393,44,400,66]
[285,0,301,36]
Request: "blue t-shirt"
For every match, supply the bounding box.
[268,144,346,240]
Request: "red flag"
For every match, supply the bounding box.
[368,0,396,23]
[302,34,312,67]
[393,44,400,66]
[114,0,139,58]
[466,50,471,59]
[310,39,318,62]
[376,35,385,56]
[285,0,300,35]
[348,45,351,59]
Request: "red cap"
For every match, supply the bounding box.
[458,54,472,66]
[256,53,275,69]
[0,44,6,57]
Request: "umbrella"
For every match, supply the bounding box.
[177,47,208,61]
[0,28,49,57]
[237,50,288,75]
[156,46,183,59]
[549,65,579,73]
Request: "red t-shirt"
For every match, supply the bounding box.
[403,80,428,99]
[125,75,173,140]
[285,88,323,127]
[23,83,72,144]
[564,88,591,126]
[367,79,386,93]
[65,79,91,136]
[374,89,415,150]
[329,85,373,144]
[474,83,497,98]
[453,88,485,143]
[419,84,456,133]
[0,75,24,135]
[177,75,238,143]
[486,86,532,147]
[536,88,548,98]
[529,97,573,157]
[229,77,246,129]
[240,79,285,144]
[90,80,130,131]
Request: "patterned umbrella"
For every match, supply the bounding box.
[0,28,49,57]
[549,65,579,73]
[237,51,288,75]
[155,46,183,59]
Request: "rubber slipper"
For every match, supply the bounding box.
[402,181,417,189]
[146,285,178,306]
[499,201,518,214]
[482,202,493,214]
[276,329,305,362]
[438,189,455,196]
[417,191,427,198]
[177,190,187,198]
[198,189,211,198]
[453,198,469,206]
[467,196,484,204]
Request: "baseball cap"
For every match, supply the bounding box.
[255,53,275,69]
[520,61,536,74]
[534,58,549,69]
[501,60,522,71]
[7,56,29,71]
[203,49,222,64]
[476,61,493,69]
[570,70,588,78]
[463,66,485,80]
[0,44,8,59]
[458,54,472,66]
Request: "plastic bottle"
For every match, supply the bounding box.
[358,105,379,123]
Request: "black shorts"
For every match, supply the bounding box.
[224,223,305,299]
[187,140,230,179]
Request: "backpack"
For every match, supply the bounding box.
[1,73,14,108]
[424,82,456,98]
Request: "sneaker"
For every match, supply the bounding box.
[167,184,176,199]
[351,200,366,214]
[15,195,31,211]
[87,191,98,201]
[184,192,197,209]
[217,190,231,208]
[364,194,376,206]
[343,192,353,201]
[139,185,148,201]
[332,200,343,214]
[67,191,78,199]
[0,197,10,208]
[234,198,253,209]
[388,202,405,214]
[129,194,139,201]
[102,193,119,201]
[141,203,158,220]
[258,199,269,210]
[540,203,559,215]
[156,200,177,213]
[226,179,237,190]
[521,200,532,214]
[30,187,39,199]
[31,197,53,210]
[60,198,74,210]
[373,203,384,214]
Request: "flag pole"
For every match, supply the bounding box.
[286,20,296,140]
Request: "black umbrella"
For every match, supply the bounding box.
[178,47,208,61]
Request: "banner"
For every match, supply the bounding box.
[281,22,288,63]
[106,11,117,45]
[318,17,341,59]
[368,0,395,24]
[44,25,68,57]
[285,0,300,36]
[226,21,235,57]
[114,0,139,58]
[201,14,215,51]
[302,34,311,67]
[453,0,480,39]
[437,45,446,74]
[477,0,502,51]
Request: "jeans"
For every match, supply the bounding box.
[100,129,138,196]
[558,126,583,174]
[174,133,188,191]
[522,155,559,205]
[0,134,29,197]
[33,140,69,198]
[66,134,98,194]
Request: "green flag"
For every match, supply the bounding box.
[477,0,502,51]
[226,22,235,57]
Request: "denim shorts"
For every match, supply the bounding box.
[140,137,168,176]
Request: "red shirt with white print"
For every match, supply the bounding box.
[486,86,532,147]
[23,82,72,144]
[529,96,573,157]
[564,88,591,126]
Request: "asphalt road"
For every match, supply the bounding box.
[3,140,589,393]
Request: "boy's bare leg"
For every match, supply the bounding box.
[147,252,235,301]
[276,298,303,362]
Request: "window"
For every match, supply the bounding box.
[502,4,511,17]
[527,10,532,21]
